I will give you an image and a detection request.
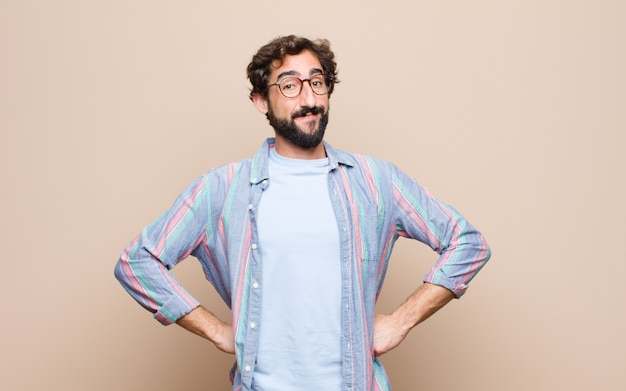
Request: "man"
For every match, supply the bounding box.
[115,35,491,391]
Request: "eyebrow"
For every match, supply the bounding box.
[275,67,324,81]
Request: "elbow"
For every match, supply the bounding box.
[114,243,137,285]
[113,258,125,283]
[481,234,492,264]
[113,251,131,285]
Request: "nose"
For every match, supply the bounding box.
[298,80,316,107]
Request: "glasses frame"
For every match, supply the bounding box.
[268,74,332,98]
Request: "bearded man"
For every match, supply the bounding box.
[115,35,491,391]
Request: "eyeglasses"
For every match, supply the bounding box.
[268,74,331,98]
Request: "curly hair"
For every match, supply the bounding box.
[247,35,339,99]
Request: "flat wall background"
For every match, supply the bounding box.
[1,1,624,390]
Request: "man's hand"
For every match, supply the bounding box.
[373,313,409,356]
[373,283,455,356]
[208,320,235,354]
[176,306,235,354]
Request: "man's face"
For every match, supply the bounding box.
[255,50,330,151]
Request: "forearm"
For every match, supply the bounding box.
[391,282,455,333]
[373,282,455,356]
[176,306,235,354]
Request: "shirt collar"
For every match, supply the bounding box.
[249,137,354,184]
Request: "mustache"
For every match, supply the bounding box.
[291,106,325,119]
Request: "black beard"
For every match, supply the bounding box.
[267,105,329,149]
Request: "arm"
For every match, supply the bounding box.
[373,282,454,356]
[176,306,235,354]
[372,165,491,356]
[114,176,210,325]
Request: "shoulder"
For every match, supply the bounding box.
[206,158,253,178]
[196,158,254,195]
[334,148,398,176]
[333,148,424,196]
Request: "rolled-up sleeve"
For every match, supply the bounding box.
[114,175,208,324]
[391,167,491,298]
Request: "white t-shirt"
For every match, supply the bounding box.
[253,148,342,390]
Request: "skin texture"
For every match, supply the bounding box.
[175,50,456,357]
[372,283,454,356]
[176,306,234,354]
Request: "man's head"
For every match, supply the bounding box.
[247,35,338,100]
[247,36,339,154]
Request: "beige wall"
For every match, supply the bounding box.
[1,1,625,390]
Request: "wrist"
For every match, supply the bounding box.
[389,308,416,336]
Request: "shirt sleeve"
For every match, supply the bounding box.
[114,175,209,325]
[390,166,491,297]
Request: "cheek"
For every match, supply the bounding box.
[317,96,330,109]
[269,97,297,117]
[279,102,300,117]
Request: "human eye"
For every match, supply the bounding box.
[280,78,299,91]
[311,75,325,87]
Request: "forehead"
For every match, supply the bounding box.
[270,50,323,80]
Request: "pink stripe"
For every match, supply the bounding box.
[232,224,252,326]
[338,166,364,263]
[120,239,159,312]
[153,180,205,257]
[122,237,198,312]
[356,155,379,203]
[392,185,441,247]
[199,240,229,291]
[458,233,489,286]
[374,226,397,301]
[155,261,199,309]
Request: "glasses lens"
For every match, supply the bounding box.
[279,77,302,98]
[310,74,328,95]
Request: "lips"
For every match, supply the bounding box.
[292,106,324,119]
[295,112,317,120]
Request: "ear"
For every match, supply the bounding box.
[251,92,269,115]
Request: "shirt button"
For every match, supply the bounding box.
[252,282,259,289]
[251,244,257,250]
[244,365,251,372]
[250,322,256,329]
[262,180,268,185]
[248,204,254,210]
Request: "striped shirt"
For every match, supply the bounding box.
[114,138,491,391]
